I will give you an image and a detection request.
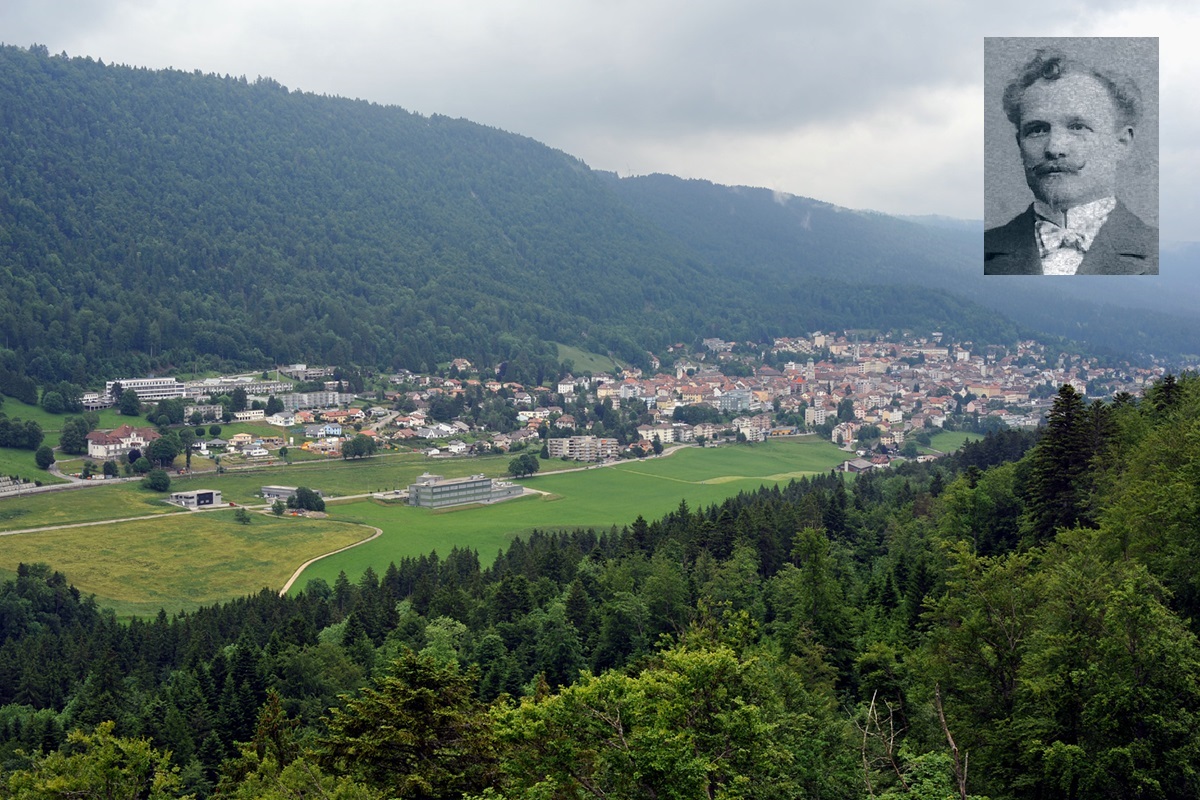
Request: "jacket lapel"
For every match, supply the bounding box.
[1075,203,1156,275]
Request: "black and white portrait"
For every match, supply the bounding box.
[984,37,1159,276]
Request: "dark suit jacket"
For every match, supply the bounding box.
[984,202,1158,275]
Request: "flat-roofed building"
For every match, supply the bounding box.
[277,391,355,411]
[105,378,187,403]
[170,489,223,508]
[407,473,523,509]
[546,436,619,462]
[185,404,225,421]
[261,485,323,501]
[187,377,292,397]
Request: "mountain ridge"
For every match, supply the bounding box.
[0,45,1190,391]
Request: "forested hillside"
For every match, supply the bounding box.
[610,173,1200,360]
[3,374,1200,798]
[0,44,1022,389]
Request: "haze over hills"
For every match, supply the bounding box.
[0,44,1192,391]
[608,173,1200,361]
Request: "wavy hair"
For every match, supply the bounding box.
[1002,49,1142,130]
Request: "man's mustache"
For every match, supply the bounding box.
[1032,162,1082,177]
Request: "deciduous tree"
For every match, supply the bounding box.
[2,721,185,799]
[118,388,142,416]
[142,468,170,492]
[489,639,856,799]
[58,416,91,455]
[34,445,54,470]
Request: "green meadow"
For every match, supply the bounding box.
[0,450,534,532]
[924,430,983,453]
[0,446,67,486]
[0,397,128,445]
[0,437,857,614]
[293,437,849,589]
[554,342,623,375]
[0,509,369,617]
[0,481,180,531]
[166,449,528,504]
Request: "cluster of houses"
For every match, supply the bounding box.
[82,423,284,463]
[76,332,1167,472]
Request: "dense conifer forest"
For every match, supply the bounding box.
[0,43,1030,389]
[2,375,1199,798]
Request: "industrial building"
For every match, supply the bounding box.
[407,473,523,509]
[261,485,323,501]
[169,489,223,509]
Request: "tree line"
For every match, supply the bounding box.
[3,376,1200,797]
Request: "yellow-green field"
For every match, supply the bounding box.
[0,450,537,532]
[163,450,533,503]
[0,482,181,530]
[0,437,856,615]
[0,509,370,617]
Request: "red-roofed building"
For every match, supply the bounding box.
[86,425,161,460]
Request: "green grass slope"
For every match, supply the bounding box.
[294,438,847,589]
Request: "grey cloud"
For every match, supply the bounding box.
[0,0,121,47]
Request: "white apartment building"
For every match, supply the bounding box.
[105,378,187,403]
[546,436,619,462]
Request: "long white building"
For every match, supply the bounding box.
[105,378,187,403]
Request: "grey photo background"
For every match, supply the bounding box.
[984,37,1159,230]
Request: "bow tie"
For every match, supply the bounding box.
[1036,219,1093,257]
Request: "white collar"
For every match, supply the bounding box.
[1033,196,1117,229]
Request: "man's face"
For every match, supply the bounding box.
[1017,71,1132,210]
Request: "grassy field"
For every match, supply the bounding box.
[0,447,67,485]
[0,397,128,444]
[167,449,530,503]
[0,437,847,614]
[0,481,184,531]
[0,509,371,617]
[293,437,848,590]
[0,399,140,481]
[554,343,623,375]
[0,448,570,532]
[924,430,984,453]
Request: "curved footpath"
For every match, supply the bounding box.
[277,522,383,596]
[1,441,755,597]
[0,505,382,600]
[0,510,191,537]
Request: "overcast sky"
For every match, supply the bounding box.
[3,1,1197,240]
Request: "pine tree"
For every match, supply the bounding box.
[1025,384,1106,541]
[318,650,496,797]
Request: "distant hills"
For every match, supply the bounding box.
[0,44,1193,390]
[608,174,1200,362]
